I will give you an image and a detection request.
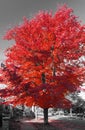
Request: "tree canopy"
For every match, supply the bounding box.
[0,5,85,109]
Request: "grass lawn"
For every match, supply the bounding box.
[8,115,85,130]
[31,123,57,130]
[29,116,85,130]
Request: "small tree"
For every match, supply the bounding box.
[0,5,85,124]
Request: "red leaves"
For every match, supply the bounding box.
[0,5,85,109]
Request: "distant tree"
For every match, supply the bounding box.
[72,95,85,113]
[0,5,85,124]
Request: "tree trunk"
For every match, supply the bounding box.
[43,108,48,125]
[70,108,72,117]
[42,73,49,124]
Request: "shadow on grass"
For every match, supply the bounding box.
[8,117,85,130]
[30,122,60,130]
[29,119,66,130]
[30,118,85,130]
[9,119,21,130]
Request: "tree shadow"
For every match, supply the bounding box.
[9,119,21,130]
[29,119,66,130]
[30,122,58,130]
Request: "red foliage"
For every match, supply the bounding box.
[0,5,85,108]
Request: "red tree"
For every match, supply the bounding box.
[0,5,85,124]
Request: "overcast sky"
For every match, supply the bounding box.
[0,0,85,60]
